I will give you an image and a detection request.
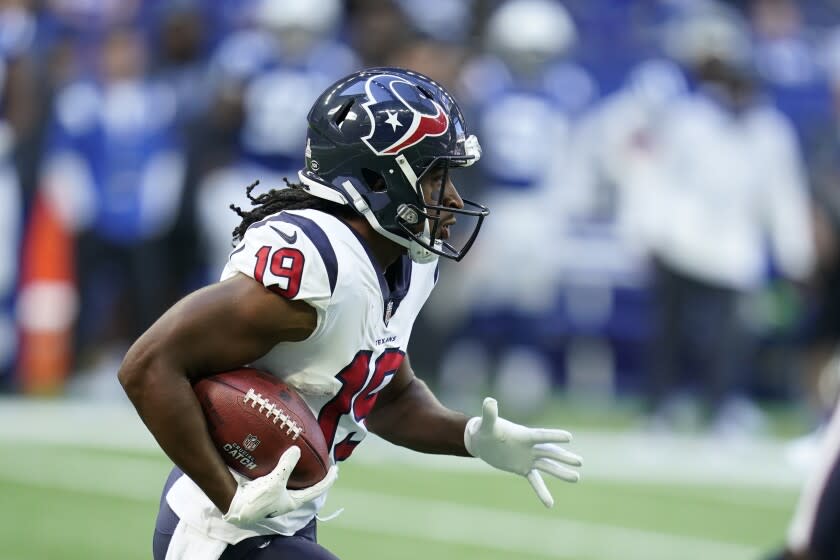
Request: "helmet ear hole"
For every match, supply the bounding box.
[416,85,434,99]
[333,99,355,126]
[361,168,387,192]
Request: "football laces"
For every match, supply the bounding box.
[243,388,303,440]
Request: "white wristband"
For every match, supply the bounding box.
[463,416,481,457]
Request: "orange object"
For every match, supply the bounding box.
[17,190,77,395]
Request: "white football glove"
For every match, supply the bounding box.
[464,397,582,508]
[223,446,338,526]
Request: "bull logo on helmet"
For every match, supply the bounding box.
[361,73,450,156]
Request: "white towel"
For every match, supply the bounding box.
[165,520,229,560]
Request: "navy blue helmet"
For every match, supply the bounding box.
[298,67,489,263]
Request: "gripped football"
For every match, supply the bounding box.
[193,368,330,489]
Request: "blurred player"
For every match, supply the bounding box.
[769,400,840,560]
[440,0,596,411]
[643,4,814,434]
[195,0,357,278]
[118,67,583,560]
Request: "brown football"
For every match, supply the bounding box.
[193,368,330,489]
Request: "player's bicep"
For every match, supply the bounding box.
[133,273,316,379]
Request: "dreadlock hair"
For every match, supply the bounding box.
[230,178,357,243]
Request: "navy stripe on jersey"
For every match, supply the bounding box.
[384,256,412,321]
[333,218,419,323]
[229,241,247,260]
[229,211,339,295]
[272,212,338,295]
[227,210,279,262]
[337,217,390,301]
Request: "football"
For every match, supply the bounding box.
[193,367,330,489]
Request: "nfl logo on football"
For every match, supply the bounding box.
[242,434,261,452]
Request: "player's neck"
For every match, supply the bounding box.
[341,215,403,271]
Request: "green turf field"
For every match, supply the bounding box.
[0,438,798,560]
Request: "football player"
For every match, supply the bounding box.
[118,67,582,560]
[769,403,840,560]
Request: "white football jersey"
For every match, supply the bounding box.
[165,208,438,543]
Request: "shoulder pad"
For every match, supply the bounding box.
[222,211,338,308]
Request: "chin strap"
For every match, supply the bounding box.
[393,154,439,263]
[340,178,438,264]
[297,169,441,265]
[297,171,350,205]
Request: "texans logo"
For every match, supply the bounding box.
[361,74,449,156]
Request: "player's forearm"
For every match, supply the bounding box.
[367,377,471,456]
[118,343,237,512]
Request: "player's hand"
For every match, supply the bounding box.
[223,446,338,526]
[464,397,582,508]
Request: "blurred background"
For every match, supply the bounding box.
[2,0,840,558]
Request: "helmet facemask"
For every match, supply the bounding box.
[390,142,489,263]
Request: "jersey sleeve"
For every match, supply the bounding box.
[221,212,338,311]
